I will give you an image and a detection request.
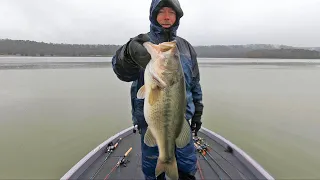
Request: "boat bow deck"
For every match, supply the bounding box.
[61,127,274,180]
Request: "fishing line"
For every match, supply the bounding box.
[194,143,222,180]
[104,147,133,180]
[206,145,247,179]
[203,147,233,179]
[195,137,248,179]
[196,159,205,180]
[90,138,122,179]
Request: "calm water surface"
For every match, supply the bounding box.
[0,57,320,179]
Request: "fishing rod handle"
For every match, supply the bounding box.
[114,138,122,148]
[124,147,132,157]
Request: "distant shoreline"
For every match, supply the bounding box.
[1,39,320,59]
[0,55,114,57]
[0,55,320,60]
[1,59,320,71]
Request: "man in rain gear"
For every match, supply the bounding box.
[112,0,204,179]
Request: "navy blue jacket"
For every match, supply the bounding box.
[112,0,203,129]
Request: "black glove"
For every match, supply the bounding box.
[191,108,203,136]
[191,101,203,136]
[126,34,151,69]
[191,120,202,137]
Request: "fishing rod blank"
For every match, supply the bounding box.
[201,145,233,179]
[90,138,122,179]
[194,136,247,179]
[104,147,133,180]
[194,143,222,180]
[196,159,205,180]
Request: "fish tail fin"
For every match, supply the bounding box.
[155,158,179,180]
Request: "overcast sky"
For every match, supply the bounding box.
[1,0,320,47]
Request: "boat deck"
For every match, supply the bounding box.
[71,128,267,180]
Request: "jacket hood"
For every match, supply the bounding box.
[149,0,184,43]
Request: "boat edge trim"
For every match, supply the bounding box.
[200,127,275,180]
[60,126,134,180]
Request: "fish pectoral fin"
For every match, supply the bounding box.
[144,128,157,147]
[137,85,146,99]
[155,158,178,180]
[148,87,160,105]
[176,120,191,148]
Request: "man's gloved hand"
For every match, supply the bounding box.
[126,34,151,69]
[191,101,203,137]
[191,119,202,137]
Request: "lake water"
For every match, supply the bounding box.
[0,57,320,179]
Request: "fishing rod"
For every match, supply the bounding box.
[90,138,122,179]
[196,159,205,180]
[194,141,232,179]
[104,147,133,180]
[194,136,247,179]
[194,142,222,180]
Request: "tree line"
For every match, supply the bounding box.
[1,39,320,59]
[0,39,119,57]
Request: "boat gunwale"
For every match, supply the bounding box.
[201,127,275,180]
[60,126,133,180]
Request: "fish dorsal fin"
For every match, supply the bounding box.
[144,128,157,147]
[176,120,191,148]
[137,85,145,99]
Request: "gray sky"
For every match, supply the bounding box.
[1,0,320,47]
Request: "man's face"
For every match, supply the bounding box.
[156,7,176,29]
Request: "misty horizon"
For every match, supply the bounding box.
[1,37,320,48]
[1,0,320,47]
